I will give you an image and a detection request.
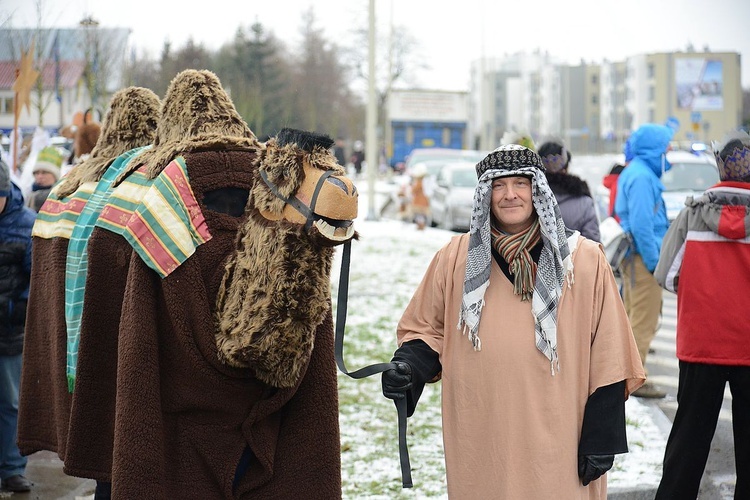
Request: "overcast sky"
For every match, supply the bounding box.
[3,0,749,89]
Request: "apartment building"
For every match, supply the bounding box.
[470,49,743,153]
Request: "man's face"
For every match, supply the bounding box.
[490,176,535,234]
[0,196,7,214]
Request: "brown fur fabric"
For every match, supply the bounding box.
[216,137,346,388]
[56,87,160,198]
[117,69,259,183]
[216,211,334,388]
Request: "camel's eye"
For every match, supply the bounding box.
[327,177,348,194]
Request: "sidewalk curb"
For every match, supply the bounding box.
[608,485,658,500]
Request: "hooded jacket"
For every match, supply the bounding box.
[0,181,35,355]
[654,182,750,366]
[614,124,673,271]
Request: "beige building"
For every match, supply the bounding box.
[625,51,743,144]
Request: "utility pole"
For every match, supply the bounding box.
[365,0,378,220]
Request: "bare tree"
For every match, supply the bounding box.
[289,7,359,137]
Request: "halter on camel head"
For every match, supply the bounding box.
[256,128,357,245]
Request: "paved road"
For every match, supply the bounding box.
[4,451,94,499]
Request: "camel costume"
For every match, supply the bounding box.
[18,87,160,462]
[68,70,357,499]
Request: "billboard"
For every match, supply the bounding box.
[388,90,468,122]
[675,58,723,111]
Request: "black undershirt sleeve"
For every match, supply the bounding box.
[578,380,628,455]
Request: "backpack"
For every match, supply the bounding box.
[599,216,633,275]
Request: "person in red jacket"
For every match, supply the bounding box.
[653,131,750,500]
[601,163,625,221]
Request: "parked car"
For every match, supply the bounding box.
[430,161,479,232]
[594,149,719,221]
[380,153,484,223]
[403,148,486,175]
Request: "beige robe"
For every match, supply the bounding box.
[398,233,645,499]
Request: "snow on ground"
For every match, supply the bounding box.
[332,198,666,498]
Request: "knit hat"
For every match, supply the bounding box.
[33,146,64,180]
[714,131,750,183]
[0,160,10,197]
[500,130,536,151]
[475,143,545,178]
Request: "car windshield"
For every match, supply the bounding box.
[407,150,485,168]
[417,160,454,177]
[661,162,719,191]
[451,168,478,188]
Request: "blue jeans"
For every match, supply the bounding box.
[0,354,27,479]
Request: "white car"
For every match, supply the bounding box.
[430,161,479,231]
[595,149,719,221]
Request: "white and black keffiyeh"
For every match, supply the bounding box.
[457,144,576,374]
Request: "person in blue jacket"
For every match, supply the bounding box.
[0,160,36,492]
[614,123,673,399]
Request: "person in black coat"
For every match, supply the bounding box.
[538,139,601,242]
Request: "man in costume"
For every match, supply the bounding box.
[382,144,645,498]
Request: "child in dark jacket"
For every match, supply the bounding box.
[0,161,35,492]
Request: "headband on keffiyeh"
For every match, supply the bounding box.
[458,144,576,374]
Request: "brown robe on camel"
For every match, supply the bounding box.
[61,71,348,499]
[18,87,160,463]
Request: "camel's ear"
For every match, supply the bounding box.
[276,128,334,152]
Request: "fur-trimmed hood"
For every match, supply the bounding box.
[56,87,160,198]
[546,171,592,198]
[119,69,260,182]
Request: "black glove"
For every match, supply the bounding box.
[578,454,614,486]
[382,361,412,401]
[382,340,441,416]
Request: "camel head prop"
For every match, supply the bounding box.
[252,128,358,246]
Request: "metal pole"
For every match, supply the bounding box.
[365,0,378,220]
[12,69,19,175]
